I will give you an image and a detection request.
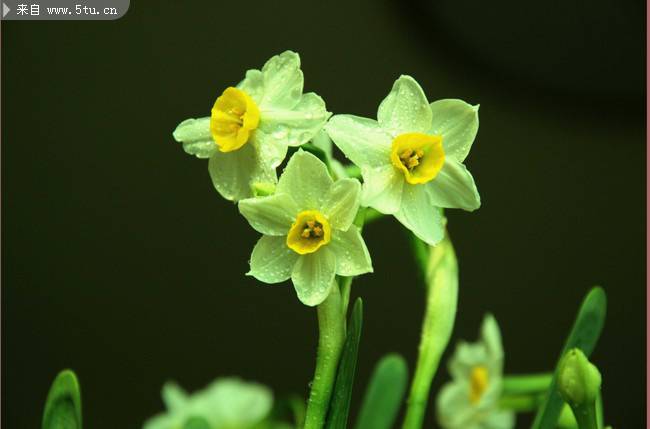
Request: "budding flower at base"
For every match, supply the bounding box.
[557,348,602,408]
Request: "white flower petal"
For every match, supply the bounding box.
[483,409,516,429]
[448,341,489,380]
[321,178,361,230]
[377,75,432,135]
[330,226,373,276]
[429,99,479,163]
[260,51,303,109]
[325,115,392,169]
[237,69,265,103]
[276,150,333,210]
[436,381,477,429]
[239,193,299,236]
[143,413,177,429]
[394,184,445,245]
[480,314,504,362]
[173,117,217,159]
[161,382,188,412]
[208,143,276,202]
[426,159,481,211]
[259,92,330,147]
[248,236,298,283]
[291,248,337,306]
[252,133,288,171]
[310,129,334,158]
[201,378,273,427]
[361,165,404,214]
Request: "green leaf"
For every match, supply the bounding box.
[354,354,408,429]
[531,287,607,429]
[42,369,82,429]
[324,299,363,429]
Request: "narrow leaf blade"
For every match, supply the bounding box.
[531,287,607,429]
[42,369,82,429]
[325,298,363,429]
[354,354,409,429]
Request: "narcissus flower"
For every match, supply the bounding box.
[325,75,480,245]
[436,314,514,429]
[239,150,373,306]
[173,51,330,202]
[143,378,273,429]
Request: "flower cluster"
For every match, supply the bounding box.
[143,378,279,429]
[436,315,515,429]
[173,50,481,305]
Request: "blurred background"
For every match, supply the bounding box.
[2,0,645,427]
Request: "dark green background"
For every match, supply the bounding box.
[2,0,645,427]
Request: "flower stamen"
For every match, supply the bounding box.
[469,365,489,404]
[390,133,444,184]
[287,210,331,255]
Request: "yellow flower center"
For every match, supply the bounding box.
[286,210,332,255]
[469,366,489,404]
[390,133,445,184]
[210,87,260,153]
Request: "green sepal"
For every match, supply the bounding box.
[354,354,408,429]
[42,369,82,429]
[531,287,607,429]
[324,298,363,429]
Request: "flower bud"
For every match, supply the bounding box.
[557,348,602,407]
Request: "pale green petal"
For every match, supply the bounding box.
[361,164,404,214]
[377,75,432,135]
[200,378,273,427]
[276,150,333,210]
[208,143,276,202]
[237,69,265,103]
[162,382,188,412]
[330,226,373,276]
[143,413,177,429]
[260,50,303,109]
[436,381,476,429]
[248,236,298,283]
[394,184,444,245]
[291,248,337,306]
[311,129,333,157]
[239,193,298,236]
[173,117,217,159]
[430,99,479,162]
[483,409,516,429]
[449,341,489,380]
[252,133,288,171]
[426,159,481,211]
[321,178,361,230]
[480,314,504,362]
[259,92,331,147]
[325,115,392,169]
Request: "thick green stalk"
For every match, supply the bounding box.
[498,394,545,412]
[570,402,599,429]
[402,235,458,429]
[502,373,553,395]
[304,284,346,429]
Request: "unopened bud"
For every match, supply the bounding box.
[557,348,602,407]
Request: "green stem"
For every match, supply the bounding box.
[502,373,553,395]
[570,401,599,429]
[407,232,429,283]
[498,394,544,412]
[304,284,346,429]
[402,235,458,429]
[595,392,603,428]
